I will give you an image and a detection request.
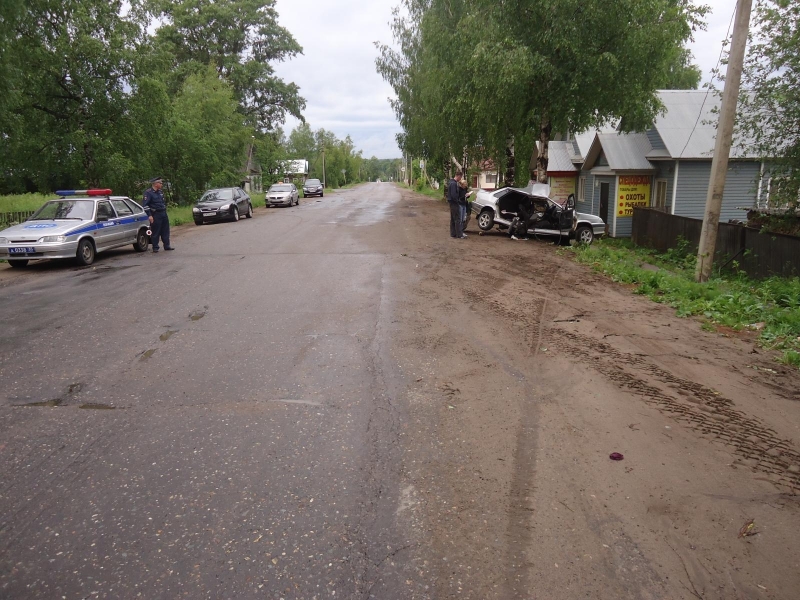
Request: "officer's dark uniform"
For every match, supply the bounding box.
[142,181,172,252]
[448,178,463,238]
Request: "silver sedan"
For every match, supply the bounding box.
[267,183,299,207]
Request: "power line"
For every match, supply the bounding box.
[678,6,738,159]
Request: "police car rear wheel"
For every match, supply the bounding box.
[8,260,28,268]
[232,206,239,222]
[76,239,95,266]
[133,229,149,252]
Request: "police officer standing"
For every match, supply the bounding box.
[142,177,174,253]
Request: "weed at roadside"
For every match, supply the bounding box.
[569,238,800,368]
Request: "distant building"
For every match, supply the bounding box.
[282,159,308,184]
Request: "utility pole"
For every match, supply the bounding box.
[695,0,753,282]
[322,149,326,188]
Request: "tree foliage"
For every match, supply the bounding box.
[377,0,707,185]
[0,0,306,202]
[738,0,800,208]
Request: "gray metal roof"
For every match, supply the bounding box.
[546,141,578,172]
[573,125,618,160]
[653,90,754,159]
[586,132,656,172]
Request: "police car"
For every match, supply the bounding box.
[0,189,151,268]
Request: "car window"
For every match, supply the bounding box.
[96,201,115,220]
[270,185,291,192]
[111,200,133,217]
[199,189,234,202]
[123,199,143,213]
[31,200,95,221]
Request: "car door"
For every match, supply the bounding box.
[292,185,298,203]
[94,200,120,249]
[111,199,137,242]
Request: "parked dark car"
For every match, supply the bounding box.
[302,178,324,198]
[193,187,253,225]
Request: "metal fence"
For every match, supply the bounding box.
[0,210,36,231]
[632,207,800,279]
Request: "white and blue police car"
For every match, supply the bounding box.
[0,189,151,268]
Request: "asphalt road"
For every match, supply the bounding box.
[0,186,414,599]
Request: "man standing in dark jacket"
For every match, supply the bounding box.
[448,171,465,239]
[142,177,174,253]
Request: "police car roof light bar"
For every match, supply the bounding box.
[55,189,112,197]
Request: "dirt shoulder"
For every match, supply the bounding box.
[359,186,800,599]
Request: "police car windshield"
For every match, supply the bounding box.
[31,200,94,221]
[270,185,292,192]
[199,189,233,202]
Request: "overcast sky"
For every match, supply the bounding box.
[272,0,738,160]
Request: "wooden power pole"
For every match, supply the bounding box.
[695,0,753,282]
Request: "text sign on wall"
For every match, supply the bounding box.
[616,175,651,217]
[549,176,576,204]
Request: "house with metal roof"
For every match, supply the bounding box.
[566,90,769,237]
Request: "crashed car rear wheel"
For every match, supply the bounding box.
[477,210,494,231]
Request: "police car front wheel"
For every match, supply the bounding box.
[76,238,96,266]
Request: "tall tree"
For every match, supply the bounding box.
[377,0,707,185]
[152,0,306,130]
[738,0,800,208]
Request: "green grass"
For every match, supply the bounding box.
[568,238,800,367]
[0,193,54,213]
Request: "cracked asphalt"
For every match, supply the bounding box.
[2,183,800,599]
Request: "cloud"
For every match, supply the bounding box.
[272,0,402,159]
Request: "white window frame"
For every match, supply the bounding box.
[578,176,586,202]
[654,179,667,209]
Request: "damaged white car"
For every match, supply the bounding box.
[471,183,605,244]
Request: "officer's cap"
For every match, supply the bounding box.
[150,176,163,184]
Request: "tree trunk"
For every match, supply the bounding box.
[528,144,538,183]
[536,119,552,184]
[504,135,515,188]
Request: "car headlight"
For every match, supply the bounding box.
[192,207,201,213]
[38,235,67,243]
[220,204,230,210]
[0,237,7,244]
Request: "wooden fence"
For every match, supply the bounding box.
[0,210,36,230]
[632,207,800,279]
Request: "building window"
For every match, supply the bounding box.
[578,176,586,201]
[654,179,667,209]
[485,172,497,184]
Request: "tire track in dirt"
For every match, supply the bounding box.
[551,328,800,493]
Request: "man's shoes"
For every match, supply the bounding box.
[152,248,160,253]
[460,234,468,239]
[511,235,519,240]
[165,247,175,251]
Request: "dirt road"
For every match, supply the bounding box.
[363,185,800,599]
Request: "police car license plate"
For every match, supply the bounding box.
[9,247,35,254]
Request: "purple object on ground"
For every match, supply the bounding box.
[609,452,624,461]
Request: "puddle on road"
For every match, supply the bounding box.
[140,348,157,361]
[270,398,323,407]
[159,329,178,342]
[16,398,63,407]
[189,308,207,321]
[79,403,116,410]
